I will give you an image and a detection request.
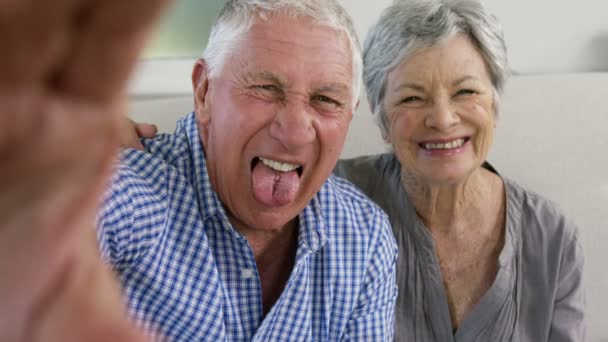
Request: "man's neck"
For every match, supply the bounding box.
[234,218,299,315]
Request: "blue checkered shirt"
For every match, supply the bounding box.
[97,112,397,341]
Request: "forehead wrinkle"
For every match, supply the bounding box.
[244,69,288,87]
[315,82,350,95]
[452,75,477,86]
[392,82,426,93]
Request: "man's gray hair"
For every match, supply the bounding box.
[363,0,509,138]
[203,0,362,105]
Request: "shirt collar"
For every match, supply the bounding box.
[179,112,224,222]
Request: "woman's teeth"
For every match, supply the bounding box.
[424,138,466,150]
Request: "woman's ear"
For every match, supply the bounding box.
[192,59,211,125]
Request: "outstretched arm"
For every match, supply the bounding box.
[0,0,170,340]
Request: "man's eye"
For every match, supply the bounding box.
[401,96,421,103]
[312,95,343,113]
[253,84,278,91]
[314,95,339,104]
[248,84,283,101]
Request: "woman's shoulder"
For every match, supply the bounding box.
[334,153,415,226]
[503,177,582,268]
[503,177,585,330]
[334,153,399,187]
[504,178,577,235]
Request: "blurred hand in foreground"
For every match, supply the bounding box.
[0,0,170,340]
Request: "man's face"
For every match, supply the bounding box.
[193,14,354,233]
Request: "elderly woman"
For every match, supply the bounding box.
[334,0,585,340]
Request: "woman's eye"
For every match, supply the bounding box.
[455,89,476,96]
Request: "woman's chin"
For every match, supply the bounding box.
[417,163,479,187]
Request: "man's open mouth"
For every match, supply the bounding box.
[251,157,303,176]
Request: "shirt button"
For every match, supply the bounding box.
[241,268,255,279]
[310,233,319,248]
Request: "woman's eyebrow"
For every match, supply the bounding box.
[392,82,425,92]
[452,75,477,86]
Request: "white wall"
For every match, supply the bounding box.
[130,1,608,98]
[484,0,608,73]
[340,0,608,74]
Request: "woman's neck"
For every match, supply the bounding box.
[402,167,503,234]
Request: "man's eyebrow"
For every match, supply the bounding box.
[245,70,286,86]
[315,83,350,95]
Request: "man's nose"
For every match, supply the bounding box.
[269,100,316,150]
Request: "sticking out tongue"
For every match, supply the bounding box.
[252,161,300,207]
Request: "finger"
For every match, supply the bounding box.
[119,119,145,149]
[56,0,172,103]
[135,122,158,139]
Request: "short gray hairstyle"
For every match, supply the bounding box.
[363,0,509,137]
[203,0,362,105]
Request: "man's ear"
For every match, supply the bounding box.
[192,59,211,125]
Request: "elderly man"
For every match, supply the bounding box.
[98,0,397,340]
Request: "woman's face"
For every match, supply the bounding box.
[383,34,497,186]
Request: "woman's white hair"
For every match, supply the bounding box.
[363,0,509,138]
[202,0,362,105]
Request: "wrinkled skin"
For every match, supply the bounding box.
[0,0,170,341]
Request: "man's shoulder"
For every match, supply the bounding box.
[98,121,201,269]
[324,173,382,211]
[140,132,190,167]
[100,113,199,233]
[115,115,194,189]
[319,174,393,240]
[125,111,196,174]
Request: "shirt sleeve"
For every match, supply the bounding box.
[96,150,168,271]
[342,209,398,341]
[548,221,586,342]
